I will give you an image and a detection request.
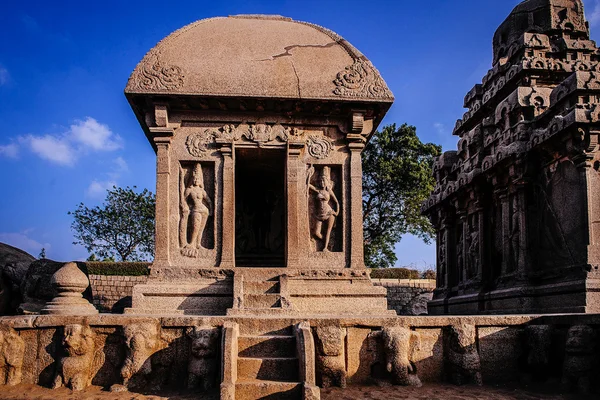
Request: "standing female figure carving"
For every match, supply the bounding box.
[308,166,340,251]
[180,163,213,253]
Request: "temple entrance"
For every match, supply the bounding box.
[235,148,286,267]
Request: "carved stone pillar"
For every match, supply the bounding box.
[459,212,468,286]
[499,191,510,276]
[441,217,453,290]
[475,205,485,282]
[219,140,235,268]
[153,134,172,267]
[513,184,529,275]
[348,139,365,269]
[286,142,304,269]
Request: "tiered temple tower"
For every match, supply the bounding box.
[424,0,600,314]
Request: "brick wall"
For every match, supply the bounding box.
[371,279,436,315]
[88,274,148,313]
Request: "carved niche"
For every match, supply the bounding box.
[179,162,215,258]
[307,165,342,252]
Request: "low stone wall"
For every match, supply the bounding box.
[88,276,434,315]
[0,314,598,396]
[371,279,436,315]
[88,274,148,313]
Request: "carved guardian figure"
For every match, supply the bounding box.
[314,326,346,388]
[0,326,24,386]
[381,327,422,387]
[523,325,552,382]
[187,326,219,391]
[444,324,482,386]
[561,325,596,394]
[52,324,102,391]
[120,322,162,388]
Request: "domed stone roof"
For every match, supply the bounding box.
[125,15,393,103]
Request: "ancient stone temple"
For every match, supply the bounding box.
[424,0,600,314]
[123,15,394,316]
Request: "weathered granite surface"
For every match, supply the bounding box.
[423,0,600,314]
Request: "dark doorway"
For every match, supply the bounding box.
[235,148,286,267]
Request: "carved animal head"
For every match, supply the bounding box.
[381,327,420,374]
[63,324,94,357]
[446,323,477,354]
[315,326,345,357]
[565,325,595,354]
[123,322,160,353]
[187,327,218,358]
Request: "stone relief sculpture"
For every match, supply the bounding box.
[120,322,163,389]
[131,50,185,91]
[523,325,552,382]
[307,166,340,252]
[333,59,393,99]
[180,164,213,257]
[509,195,520,271]
[307,135,333,160]
[444,324,482,386]
[186,326,219,391]
[561,325,596,394]
[0,326,24,386]
[52,324,103,391]
[314,326,346,388]
[467,216,480,279]
[381,327,422,387]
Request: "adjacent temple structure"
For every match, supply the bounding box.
[424,0,600,314]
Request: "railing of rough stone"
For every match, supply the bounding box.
[295,321,320,399]
[220,321,238,400]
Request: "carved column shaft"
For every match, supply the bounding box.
[286,142,303,269]
[348,140,365,268]
[500,192,510,276]
[476,207,485,281]
[154,136,171,266]
[219,141,235,268]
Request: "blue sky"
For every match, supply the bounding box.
[1,0,600,266]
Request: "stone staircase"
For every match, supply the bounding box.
[221,320,319,400]
[236,323,302,399]
[227,271,293,316]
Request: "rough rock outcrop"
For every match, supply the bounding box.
[0,243,35,315]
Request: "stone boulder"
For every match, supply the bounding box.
[19,260,93,314]
[0,243,35,315]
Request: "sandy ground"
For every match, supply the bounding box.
[0,383,593,400]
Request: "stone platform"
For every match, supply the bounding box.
[1,313,599,398]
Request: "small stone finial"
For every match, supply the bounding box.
[41,262,98,315]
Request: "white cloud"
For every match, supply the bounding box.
[21,134,75,166]
[0,143,18,158]
[17,117,121,166]
[588,0,600,27]
[70,117,122,151]
[0,232,51,258]
[433,122,446,135]
[86,180,116,198]
[0,66,8,86]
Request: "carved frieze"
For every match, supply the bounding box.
[133,51,185,91]
[333,59,393,99]
[307,135,333,159]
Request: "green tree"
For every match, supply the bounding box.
[69,186,155,262]
[362,124,441,269]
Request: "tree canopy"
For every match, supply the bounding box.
[69,186,155,262]
[362,124,441,269]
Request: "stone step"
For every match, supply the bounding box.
[245,280,280,294]
[238,335,296,358]
[244,293,281,308]
[235,379,302,400]
[238,320,295,336]
[237,357,299,382]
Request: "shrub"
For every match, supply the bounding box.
[85,261,150,276]
[370,268,420,279]
[421,269,436,280]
